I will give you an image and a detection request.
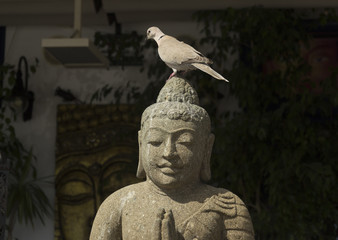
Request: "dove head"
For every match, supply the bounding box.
[146,26,165,42]
[137,77,214,184]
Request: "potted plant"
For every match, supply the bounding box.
[0,61,52,240]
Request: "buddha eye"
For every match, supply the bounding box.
[148,141,162,147]
[145,130,164,147]
[176,133,194,145]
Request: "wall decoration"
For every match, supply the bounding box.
[55,104,141,240]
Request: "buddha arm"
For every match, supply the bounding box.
[89,195,122,240]
[223,194,255,240]
[178,191,254,240]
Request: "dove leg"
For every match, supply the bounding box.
[168,69,178,79]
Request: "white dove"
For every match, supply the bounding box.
[146,26,228,82]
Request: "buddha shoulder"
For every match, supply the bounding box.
[89,184,145,239]
[101,182,145,206]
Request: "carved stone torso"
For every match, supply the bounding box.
[121,182,218,240]
[93,181,254,240]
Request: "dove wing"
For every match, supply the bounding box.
[158,36,211,66]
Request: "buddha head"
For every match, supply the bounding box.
[137,77,215,190]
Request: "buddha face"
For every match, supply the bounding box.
[139,118,214,190]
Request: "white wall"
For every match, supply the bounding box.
[4,21,205,240]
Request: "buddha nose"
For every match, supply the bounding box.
[163,137,177,159]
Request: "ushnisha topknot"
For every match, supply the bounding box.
[141,77,210,131]
[156,77,199,104]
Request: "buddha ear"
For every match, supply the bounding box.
[200,133,215,182]
[136,130,146,179]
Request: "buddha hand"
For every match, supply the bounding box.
[151,208,183,240]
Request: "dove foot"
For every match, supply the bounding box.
[168,69,178,80]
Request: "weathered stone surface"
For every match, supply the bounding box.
[90,77,254,240]
[157,77,199,105]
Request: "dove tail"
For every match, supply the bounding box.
[191,63,229,82]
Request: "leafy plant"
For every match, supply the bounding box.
[193,7,338,239]
[94,31,145,67]
[0,62,52,240]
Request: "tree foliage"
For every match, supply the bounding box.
[193,8,338,239]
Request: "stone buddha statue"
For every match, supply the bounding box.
[90,77,254,240]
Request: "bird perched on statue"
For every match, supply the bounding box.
[146,26,229,82]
